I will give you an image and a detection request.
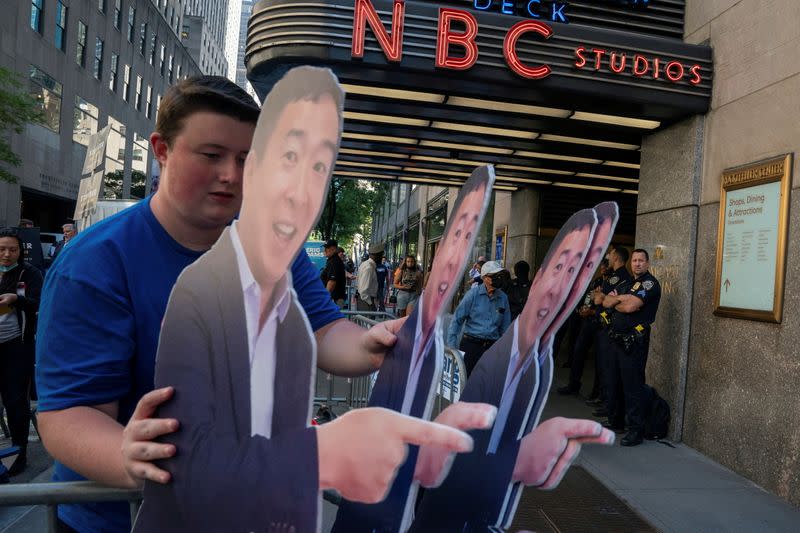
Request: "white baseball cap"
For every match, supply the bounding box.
[481,260,503,277]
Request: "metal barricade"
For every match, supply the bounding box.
[0,481,142,533]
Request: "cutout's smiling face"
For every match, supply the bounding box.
[422,180,488,331]
[520,225,593,347]
[240,95,340,283]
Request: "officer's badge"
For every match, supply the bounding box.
[643,280,654,290]
[609,276,619,285]
[633,282,641,290]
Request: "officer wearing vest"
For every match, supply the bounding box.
[602,248,661,447]
[591,246,631,417]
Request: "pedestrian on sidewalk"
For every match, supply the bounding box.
[375,253,388,312]
[448,260,511,377]
[602,249,661,446]
[394,255,423,318]
[356,245,383,312]
[506,260,531,320]
[0,228,43,478]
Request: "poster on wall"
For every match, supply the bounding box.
[714,154,793,323]
[495,226,507,264]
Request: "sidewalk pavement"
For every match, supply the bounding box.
[547,365,800,533]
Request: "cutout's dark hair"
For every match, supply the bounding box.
[541,209,597,272]
[250,66,344,172]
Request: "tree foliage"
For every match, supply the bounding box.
[104,169,147,199]
[0,67,43,183]
[316,179,390,250]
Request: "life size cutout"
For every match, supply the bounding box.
[499,201,620,527]
[410,208,601,532]
[132,66,345,533]
[331,166,496,533]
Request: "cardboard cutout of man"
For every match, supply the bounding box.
[332,166,496,533]
[500,202,620,526]
[132,66,344,533]
[411,209,614,532]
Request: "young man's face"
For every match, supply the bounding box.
[631,251,649,277]
[157,111,255,231]
[240,95,339,283]
[521,225,593,343]
[422,182,487,329]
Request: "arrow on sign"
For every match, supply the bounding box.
[724,279,731,292]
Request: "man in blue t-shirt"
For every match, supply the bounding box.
[36,77,473,533]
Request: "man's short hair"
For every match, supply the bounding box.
[632,248,650,262]
[541,209,596,272]
[614,246,630,264]
[62,223,75,231]
[250,66,344,170]
[155,76,260,149]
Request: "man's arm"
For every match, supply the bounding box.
[448,290,473,347]
[315,316,406,377]
[614,294,644,313]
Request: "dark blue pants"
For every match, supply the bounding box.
[606,334,649,432]
[567,318,597,391]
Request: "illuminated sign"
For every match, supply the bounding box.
[472,0,651,23]
[351,0,701,85]
[575,47,703,85]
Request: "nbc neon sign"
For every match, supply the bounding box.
[351,0,703,85]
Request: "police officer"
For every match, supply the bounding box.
[602,248,661,446]
[591,246,631,418]
[557,258,610,396]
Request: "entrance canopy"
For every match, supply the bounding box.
[246,0,712,195]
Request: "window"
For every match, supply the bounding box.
[105,116,126,198]
[122,64,130,101]
[98,0,105,14]
[181,24,189,39]
[72,96,99,146]
[94,38,104,80]
[127,6,135,42]
[31,0,44,33]
[29,65,62,133]
[176,63,181,80]
[55,1,67,52]
[109,53,118,92]
[159,44,165,75]
[134,75,142,110]
[145,85,152,118]
[139,22,147,55]
[131,133,149,199]
[155,93,161,117]
[113,0,121,29]
[167,54,173,82]
[76,21,87,67]
[149,32,157,65]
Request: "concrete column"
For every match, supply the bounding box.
[506,188,539,270]
[635,115,704,441]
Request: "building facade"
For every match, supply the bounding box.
[246,0,800,508]
[182,0,228,76]
[0,0,201,230]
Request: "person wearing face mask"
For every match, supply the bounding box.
[448,261,512,377]
[0,228,43,479]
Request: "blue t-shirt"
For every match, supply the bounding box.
[36,197,342,533]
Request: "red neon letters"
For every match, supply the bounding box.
[436,8,479,70]
[504,20,552,79]
[351,0,405,62]
[575,46,703,85]
[351,0,553,79]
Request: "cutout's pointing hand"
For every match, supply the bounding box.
[512,417,614,488]
[414,402,497,488]
[317,407,472,504]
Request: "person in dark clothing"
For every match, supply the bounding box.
[557,258,610,396]
[593,246,632,422]
[506,260,531,320]
[602,249,661,446]
[375,255,388,312]
[322,240,347,307]
[0,228,43,479]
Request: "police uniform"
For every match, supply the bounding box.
[560,276,604,394]
[595,267,632,409]
[606,271,661,440]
